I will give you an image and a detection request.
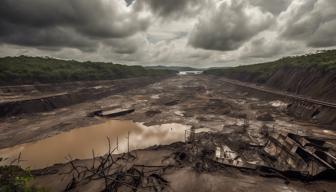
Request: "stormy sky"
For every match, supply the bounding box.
[1,0,336,67]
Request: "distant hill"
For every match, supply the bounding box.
[0,56,176,85]
[204,50,336,102]
[146,66,204,72]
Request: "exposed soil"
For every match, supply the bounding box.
[218,65,336,103]
[0,76,170,117]
[1,75,336,191]
[29,143,336,192]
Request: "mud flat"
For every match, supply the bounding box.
[1,75,336,191]
[0,76,170,117]
[28,142,336,192]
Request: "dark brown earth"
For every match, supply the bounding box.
[0,76,170,117]
[217,65,336,103]
[1,75,336,191]
[30,144,336,192]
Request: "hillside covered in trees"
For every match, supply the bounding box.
[0,56,176,85]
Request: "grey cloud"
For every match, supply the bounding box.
[0,0,150,50]
[188,0,274,51]
[307,20,336,47]
[239,35,297,59]
[1,0,336,68]
[134,0,207,19]
[250,0,291,15]
[125,0,135,6]
[105,35,147,54]
[280,0,336,48]
[0,22,97,51]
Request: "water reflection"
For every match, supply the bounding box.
[0,120,190,169]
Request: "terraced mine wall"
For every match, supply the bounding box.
[205,50,336,127]
[0,76,171,117]
[207,72,336,128]
[286,102,336,127]
[208,67,336,128]
[214,66,336,103]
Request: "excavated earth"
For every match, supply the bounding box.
[0,75,336,191]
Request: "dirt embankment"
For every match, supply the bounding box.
[0,76,172,117]
[205,65,336,126]
[216,66,336,103]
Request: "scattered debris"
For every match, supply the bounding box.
[89,107,135,117]
[164,100,180,106]
[270,100,288,108]
[256,112,274,121]
[145,110,162,117]
[214,145,254,168]
[64,139,171,192]
[186,128,336,180]
[264,132,336,177]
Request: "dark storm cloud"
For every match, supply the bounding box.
[134,0,206,18]
[280,0,336,48]
[125,0,135,6]
[0,0,150,50]
[188,0,273,51]
[0,22,97,51]
[1,0,336,67]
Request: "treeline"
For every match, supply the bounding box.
[146,65,203,71]
[0,56,176,85]
[204,49,336,83]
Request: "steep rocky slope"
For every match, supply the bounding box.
[205,50,336,103]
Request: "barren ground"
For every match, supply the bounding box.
[1,75,336,191]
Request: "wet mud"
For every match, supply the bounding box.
[1,75,335,191]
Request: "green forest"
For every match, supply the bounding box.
[0,56,176,85]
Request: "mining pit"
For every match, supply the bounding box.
[0,75,336,191]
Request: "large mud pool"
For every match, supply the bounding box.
[0,120,190,169]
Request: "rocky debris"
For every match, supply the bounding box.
[164,99,180,106]
[264,132,336,177]
[187,129,336,179]
[287,102,336,126]
[228,111,248,119]
[256,112,274,121]
[184,98,237,117]
[145,110,162,117]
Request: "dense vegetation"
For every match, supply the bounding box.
[146,65,204,71]
[0,163,46,192]
[204,50,336,82]
[0,56,176,85]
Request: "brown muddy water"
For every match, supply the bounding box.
[0,120,190,169]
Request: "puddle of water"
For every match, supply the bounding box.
[0,120,190,169]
